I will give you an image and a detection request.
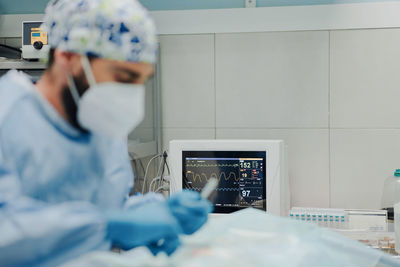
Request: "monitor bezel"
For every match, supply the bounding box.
[168,139,287,216]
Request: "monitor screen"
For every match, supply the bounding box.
[182,151,266,213]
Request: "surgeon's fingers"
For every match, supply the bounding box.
[170,191,213,214]
[162,236,181,256]
[184,215,208,235]
[171,199,213,218]
[148,236,181,256]
[186,198,213,214]
[171,190,201,203]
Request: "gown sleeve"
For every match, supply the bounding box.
[0,144,110,267]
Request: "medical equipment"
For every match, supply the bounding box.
[22,21,50,59]
[381,169,400,220]
[347,209,388,231]
[394,202,400,254]
[290,207,348,229]
[168,140,290,216]
[290,207,388,231]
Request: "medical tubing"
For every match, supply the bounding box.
[158,160,165,189]
[149,177,161,192]
[165,160,170,174]
[141,154,162,194]
[148,155,163,192]
[155,184,169,193]
[142,154,162,193]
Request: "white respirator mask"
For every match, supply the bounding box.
[67,56,145,139]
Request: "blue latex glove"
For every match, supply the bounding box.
[106,202,182,256]
[167,190,213,235]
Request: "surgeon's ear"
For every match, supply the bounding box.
[53,49,83,76]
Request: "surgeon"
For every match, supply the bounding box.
[0,0,212,266]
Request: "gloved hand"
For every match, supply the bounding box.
[167,190,213,235]
[105,201,182,256]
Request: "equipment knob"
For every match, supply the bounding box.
[33,41,43,50]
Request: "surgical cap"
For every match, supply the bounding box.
[42,0,157,63]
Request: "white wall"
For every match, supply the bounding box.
[159,29,400,210]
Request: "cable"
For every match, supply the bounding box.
[143,154,163,194]
[141,153,162,194]
[149,155,164,193]
[165,160,170,174]
[155,183,169,193]
[154,156,165,191]
[149,177,161,192]
[0,44,22,53]
[145,151,171,193]
[158,151,169,191]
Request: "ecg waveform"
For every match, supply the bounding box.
[186,171,240,182]
[190,187,241,192]
[185,163,239,168]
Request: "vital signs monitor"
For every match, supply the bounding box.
[169,140,290,216]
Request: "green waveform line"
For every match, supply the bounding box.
[186,164,239,168]
[186,171,240,182]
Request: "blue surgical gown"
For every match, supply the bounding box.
[0,70,135,266]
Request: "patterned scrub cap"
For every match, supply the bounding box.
[42,0,157,63]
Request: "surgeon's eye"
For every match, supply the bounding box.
[114,73,138,84]
[116,76,136,84]
[114,68,141,84]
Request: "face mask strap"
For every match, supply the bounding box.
[81,55,97,87]
[66,74,81,106]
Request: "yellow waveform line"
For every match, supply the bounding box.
[186,171,240,182]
